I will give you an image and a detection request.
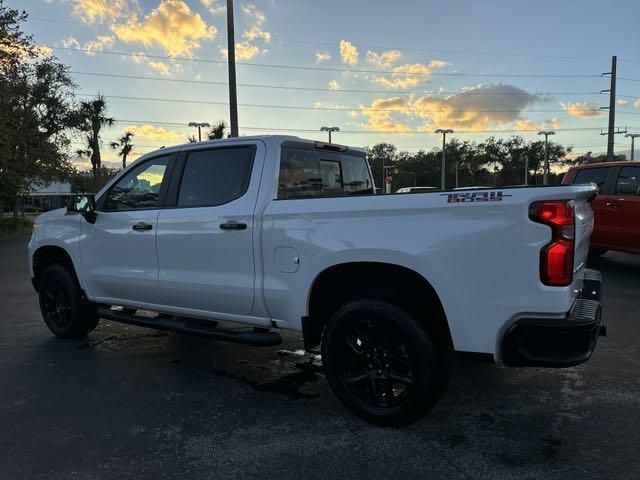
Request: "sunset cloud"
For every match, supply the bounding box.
[366,49,401,67]
[560,101,602,118]
[339,40,358,65]
[315,51,331,63]
[220,41,262,60]
[200,0,225,15]
[617,98,628,106]
[328,80,341,90]
[410,84,537,130]
[514,117,561,131]
[123,124,183,141]
[243,25,271,43]
[361,97,411,132]
[374,60,447,89]
[72,0,132,23]
[358,84,538,132]
[635,99,640,108]
[112,0,216,56]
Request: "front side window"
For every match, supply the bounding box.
[278,147,373,199]
[177,146,254,207]
[103,156,169,211]
[573,167,609,189]
[615,167,640,195]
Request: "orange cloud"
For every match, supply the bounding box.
[112,0,216,56]
[123,124,183,141]
[560,101,602,118]
[339,40,358,65]
[72,0,132,23]
[374,60,447,89]
[220,41,262,60]
[365,49,401,67]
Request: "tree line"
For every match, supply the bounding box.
[366,138,625,191]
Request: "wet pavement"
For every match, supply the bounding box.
[1,235,639,479]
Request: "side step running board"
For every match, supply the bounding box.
[96,306,282,347]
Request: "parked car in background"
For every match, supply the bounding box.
[21,204,45,213]
[563,161,640,255]
[396,186,438,193]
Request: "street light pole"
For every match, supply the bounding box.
[320,126,340,143]
[538,130,556,185]
[226,0,239,137]
[625,133,640,161]
[188,122,210,141]
[435,128,454,190]
[524,154,529,186]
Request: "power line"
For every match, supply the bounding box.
[69,71,605,97]
[29,17,639,64]
[109,119,611,134]
[80,92,634,115]
[51,46,603,78]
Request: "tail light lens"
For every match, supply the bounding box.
[529,200,575,286]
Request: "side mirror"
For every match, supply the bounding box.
[67,194,97,223]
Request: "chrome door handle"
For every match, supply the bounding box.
[605,202,621,208]
[132,222,153,231]
[220,221,247,230]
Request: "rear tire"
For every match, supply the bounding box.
[39,264,98,338]
[321,299,450,426]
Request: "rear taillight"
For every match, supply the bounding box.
[529,200,575,286]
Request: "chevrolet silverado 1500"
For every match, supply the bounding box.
[29,135,605,425]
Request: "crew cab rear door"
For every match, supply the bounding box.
[155,142,264,316]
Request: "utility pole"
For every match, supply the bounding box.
[524,154,528,186]
[320,126,340,143]
[188,122,210,141]
[603,55,617,161]
[226,0,239,137]
[435,128,454,190]
[538,130,555,185]
[626,133,640,161]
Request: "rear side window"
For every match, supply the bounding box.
[278,147,373,199]
[177,146,254,207]
[615,167,640,195]
[572,167,609,188]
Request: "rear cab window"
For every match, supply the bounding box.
[278,144,373,199]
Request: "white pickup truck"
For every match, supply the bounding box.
[29,135,604,425]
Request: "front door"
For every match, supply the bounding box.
[81,154,173,305]
[602,166,640,252]
[156,143,262,316]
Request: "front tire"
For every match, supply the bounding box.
[321,299,450,426]
[39,264,98,338]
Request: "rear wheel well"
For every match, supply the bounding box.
[32,246,78,291]
[305,262,452,353]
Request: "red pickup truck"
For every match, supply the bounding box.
[562,161,640,255]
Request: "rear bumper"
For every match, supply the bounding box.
[501,269,605,368]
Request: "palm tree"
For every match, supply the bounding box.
[110,131,134,169]
[186,134,198,143]
[207,121,227,140]
[75,95,114,190]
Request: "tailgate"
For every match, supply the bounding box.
[573,192,595,274]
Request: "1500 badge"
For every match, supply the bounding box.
[441,191,512,203]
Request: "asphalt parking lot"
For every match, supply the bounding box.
[1,235,638,480]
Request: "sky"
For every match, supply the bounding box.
[14,0,640,168]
